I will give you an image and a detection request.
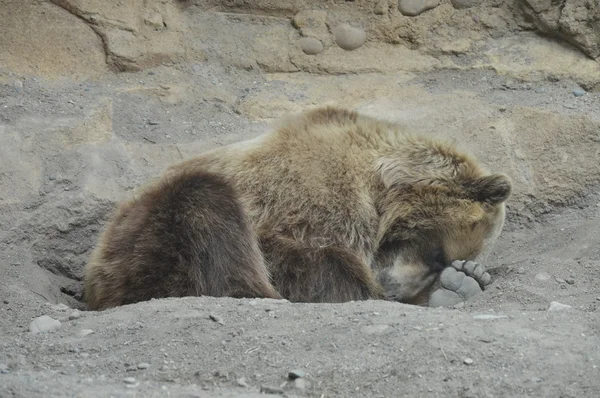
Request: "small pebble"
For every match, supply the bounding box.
[236,377,249,387]
[548,301,571,311]
[77,329,95,337]
[209,313,224,324]
[260,385,284,394]
[293,378,307,391]
[516,267,525,274]
[555,277,566,284]
[565,278,575,285]
[123,377,137,384]
[596,297,600,301]
[288,369,306,380]
[333,24,366,51]
[534,272,551,282]
[573,89,585,97]
[68,310,81,320]
[137,362,150,370]
[463,358,474,365]
[298,37,324,55]
[534,87,546,93]
[472,314,507,320]
[148,121,160,125]
[50,303,70,311]
[29,315,61,334]
[0,363,8,374]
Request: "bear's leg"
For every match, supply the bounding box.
[85,170,280,310]
[260,236,385,303]
[428,260,492,308]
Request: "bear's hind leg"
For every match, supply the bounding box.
[85,170,280,310]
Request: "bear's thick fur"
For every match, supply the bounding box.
[84,107,511,310]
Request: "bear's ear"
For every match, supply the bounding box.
[464,174,512,204]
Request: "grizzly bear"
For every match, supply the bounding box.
[84,106,511,310]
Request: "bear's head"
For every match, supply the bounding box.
[373,139,512,305]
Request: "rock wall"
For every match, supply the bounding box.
[2,1,599,87]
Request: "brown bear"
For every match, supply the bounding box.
[83,106,511,311]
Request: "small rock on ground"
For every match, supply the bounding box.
[535,272,551,282]
[464,358,474,365]
[209,313,224,324]
[573,89,586,97]
[288,369,306,379]
[123,377,137,384]
[236,377,249,387]
[548,301,572,311]
[29,315,61,334]
[77,329,95,337]
[260,385,284,394]
[333,24,366,51]
[293,378,307,390]
[398,0,440,16]
[137,362,150,369]
[68,310,81,320]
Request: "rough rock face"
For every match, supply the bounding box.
[517,0,600,59]
[2,0,598,80]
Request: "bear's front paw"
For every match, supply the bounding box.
[428,260,492,308]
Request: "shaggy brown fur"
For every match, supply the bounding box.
[84,106,511,310]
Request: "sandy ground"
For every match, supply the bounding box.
[1,2,600,395]
[1,61,599,397]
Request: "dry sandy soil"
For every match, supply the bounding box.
[1,1,600,397]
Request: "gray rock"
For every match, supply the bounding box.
[573,89,586,97]
[260,385,284,394]
[398,0,440,16]
[209,313,224,324]
[472,314,508,320]
[123,377,137,384]
[534,272,551,282]
[548,301,572,311]
[362,324,391,334]
[293,378,308,390]
[77,329,95,337]
[236,377,249,387]
[333,24,366,51]
[451,0,482,9]
[29,315,61,334]
[0,363,8,374]
[555,277,566,284]
[463,357,474,365]
[137,362,150,369]
[68,310,81,320]
[298,37,324,55]
[566,278,575,285]
[288,369,306,379]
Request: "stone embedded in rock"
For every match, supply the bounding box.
[451,0,483,9]
[292,10,328,38]
[298,37,324,55]
[333,24,366,51]
[398,0,440,16]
